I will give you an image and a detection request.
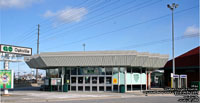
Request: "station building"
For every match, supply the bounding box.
[25,50,168,92]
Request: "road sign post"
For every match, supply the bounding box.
[0,44,32,95]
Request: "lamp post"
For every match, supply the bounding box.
[167,3,178,88]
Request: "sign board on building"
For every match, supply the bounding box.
[180,75,187,78]
[51,78,61,86]
[0,44,32,56]
[173,74,179,78]
[0,70,14,89]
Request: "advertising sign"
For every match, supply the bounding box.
[113,78,118,84]
[0,70,14,89]
[0,44,32,56]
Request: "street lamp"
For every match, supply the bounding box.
[167,3,178,88]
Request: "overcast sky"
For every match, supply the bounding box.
[0,0,199,75]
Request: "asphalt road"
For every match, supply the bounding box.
[25,96,181,103]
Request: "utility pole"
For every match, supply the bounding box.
[83,43,86,51]
[36,24,40,83]
[167,3,178,88]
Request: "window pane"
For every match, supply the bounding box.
[99,67,105,75]
[99,77,104,84]
[132,68,140,73]
[85,76,90,84]
[113,67,118,75]
[127,67,131,73]
[71,68,77,75]
[71,77,76,84]
[78,77,83,84]
[99,86,104,91]
[78,67,84,75]
[92,86,97,91]
[106,77,112,84]
[87,67,95,75]
[106,86,112,91]
[106,67,112,75]
[49,69,59,78]
[94,67,99,75]
[92,77,97,84]
[120,67,125,73]
[71,86,76,91]
[85,86,90,91]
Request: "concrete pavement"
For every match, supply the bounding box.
[0,90,179,103]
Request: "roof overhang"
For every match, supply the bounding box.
[25,51,169,69]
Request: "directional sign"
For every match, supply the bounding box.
[0,44,32,56]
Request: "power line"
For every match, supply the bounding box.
[39,0,90,26]
[41,6,198,51]
[13,27,37,45]
[18,1,96,47]
[39,0,102,31]
[39,0,148,42]
[8,26,36,44]
[40,0,119,38]
[10,0,93,46]
[113,33,199,50]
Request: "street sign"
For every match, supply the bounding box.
[0,70,14,89]
[0,44,32,56]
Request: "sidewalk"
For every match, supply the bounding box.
[0,91,142,103]
[1,90,198,103]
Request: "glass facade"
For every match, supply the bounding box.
[46,66,147,92]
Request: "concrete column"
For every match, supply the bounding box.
[91,76,92,92]
[83,75,85,92]
[61,67,65,92]
[69,68,71,91]
[146,68,147,91]
[118,67,120,93]
[97,76,99,92]
[104,75,106,92]
[111,67,113,92]
[125,67,127,92]
[131,68,132,91]
[76,67,78,92]
[140,67,142,92]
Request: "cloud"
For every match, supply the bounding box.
[43,7,88,23]
[43,10,55,17]
[184,25,199,36]
[0,0,40,8]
